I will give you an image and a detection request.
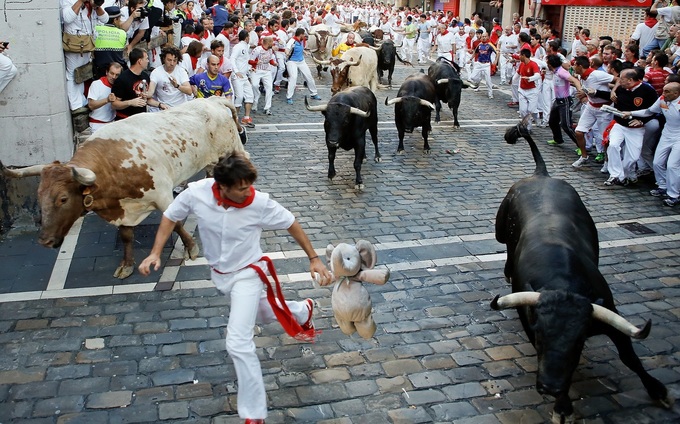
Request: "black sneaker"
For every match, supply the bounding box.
[239,128,247,145]
[664,197,680,207]
[650,188,668,197]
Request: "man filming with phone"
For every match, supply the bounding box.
[0,40,17,94]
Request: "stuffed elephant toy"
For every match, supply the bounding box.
[325,240,390,339]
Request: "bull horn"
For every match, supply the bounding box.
[368,45,381,51]
[71,166,96,186]
[0,162,46,178]
[304,96,328,112]
[312,56,331,65]
[419,99,436,110]
[349,107,370,118]
[394,42,403,48]
[591,304,652,339]
[308,47,319,53]
[348,55,362,67]
[437,78,449,85]
[490,292,540,310]
[385,97,402,106]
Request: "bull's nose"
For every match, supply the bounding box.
[38,236,62,249]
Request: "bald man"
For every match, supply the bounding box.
[625,82,680,206]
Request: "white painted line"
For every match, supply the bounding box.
[1,215,678,303]
[40,286,113,299]
[113,283,157,294]
[45,217,84,291]
[159,266,179,283]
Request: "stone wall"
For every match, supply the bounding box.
[0,1,73,233]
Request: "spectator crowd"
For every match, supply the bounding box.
[8,0,680,204]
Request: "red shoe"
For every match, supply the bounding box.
[244,420,265,424]
[507,101,519,107]
[301,298,314,331]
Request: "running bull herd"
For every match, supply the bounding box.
[1,57,676,422]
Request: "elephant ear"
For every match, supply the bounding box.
[355,239,377,270]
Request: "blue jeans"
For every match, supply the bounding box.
[641,37,666,59]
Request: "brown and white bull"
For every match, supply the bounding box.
[314,47,378,95]
[1,97,247,279]
[306,24,339,79]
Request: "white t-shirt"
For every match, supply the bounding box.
[165,179,295,273]
[120,7,149,40]
[436,32,455,59]
[498,33,519,54]
[150,65,190,107]
[582,70,614,105]
[87,79,115,125]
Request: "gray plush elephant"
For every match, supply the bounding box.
[325,240,390,339]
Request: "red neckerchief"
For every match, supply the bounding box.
[100,76,112,88]
[221,29,231,37]
[190,55,198,69]
[644,16,657,28]
[186,33,200,40]
[441,29,448,36]
[218,56,224,67]
[581,68,595,80]
[202,30,211,39]
[297,16,303,20]
[212,183,255,208]
[84,2,93,18]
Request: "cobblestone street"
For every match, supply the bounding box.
[0,59,679,423]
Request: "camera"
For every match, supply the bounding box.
[135,6,149,21]
[93,0,105,6]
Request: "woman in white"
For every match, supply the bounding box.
[60,0,109,111]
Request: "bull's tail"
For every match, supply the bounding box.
[395,51,414,67]
[505,115,548,177]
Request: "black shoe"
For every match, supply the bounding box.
[239,128,247,145]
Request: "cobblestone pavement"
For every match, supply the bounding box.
[1,59,679,423]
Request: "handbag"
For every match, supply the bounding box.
[62,33,95,54]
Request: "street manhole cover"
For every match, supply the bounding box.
[618,222,655,236]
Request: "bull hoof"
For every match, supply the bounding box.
[185,243,199,261]
[355,183,364,190]
[374,156,381,163]
[454,125,460,129]
[657,394,675,409]
[113,264,134,279]
[551,411,575,424]
[397,150,405,155]
[424,149,431,155]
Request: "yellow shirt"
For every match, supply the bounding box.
[333,43,354,57]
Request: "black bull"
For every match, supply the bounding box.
[374,40,409,87]
[386,73,436,154]
[427,58,468,128]
[492,119,671,422]
[304,86,379,189]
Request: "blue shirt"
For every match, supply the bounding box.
[289,39,305,62]
[189,72,233,98]
[476,42,493,63]
[210,5,229,27]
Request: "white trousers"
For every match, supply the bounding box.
[64,51,91,110]
[285,60,318,100]
[274,51,286,85]
[251,69,273,111]
[518,87,539,128]
[575,104,613,154]
[212,265,311,420]
[417,38,430,62]
[0,53,17,94]
[653,135,680,198]
[499,53,513,83]
[511,72,520,102]
[539,79,553,123]
[232,73,254,107]
[606,123,645,180]
[470,62,493,96]
[402,38,416,63]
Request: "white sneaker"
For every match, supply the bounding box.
[488,94,494,99]
[600,161,609,174]
[572,156,589,168]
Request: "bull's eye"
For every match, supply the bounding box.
[58,196,68,206]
